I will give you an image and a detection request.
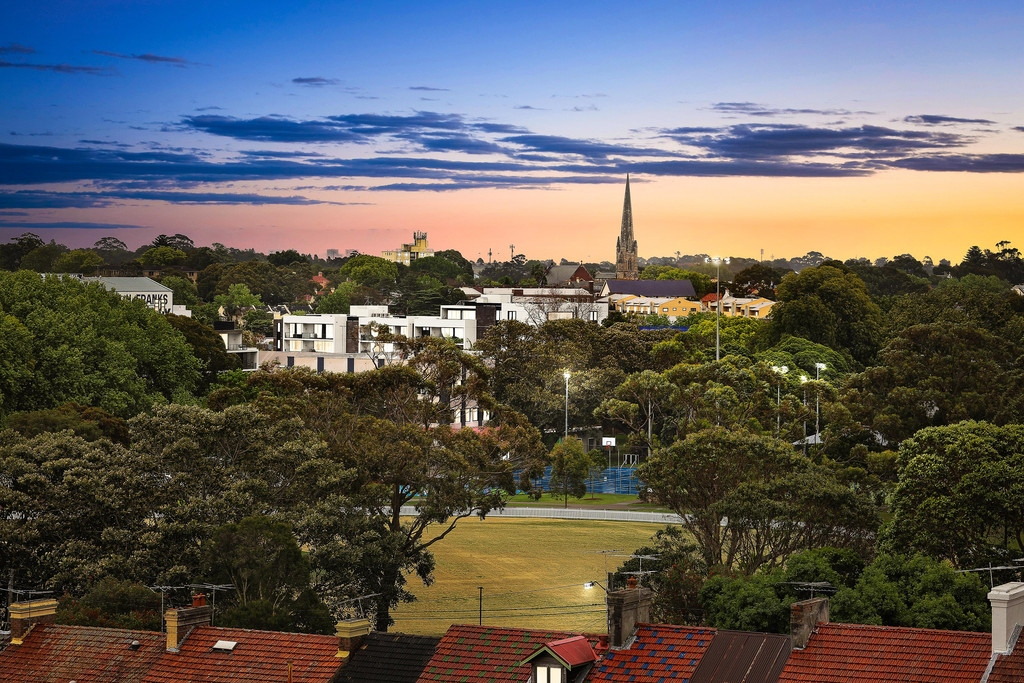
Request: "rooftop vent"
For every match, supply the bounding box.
[212,640,238,652]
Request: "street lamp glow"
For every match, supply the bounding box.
[705,256,730,361]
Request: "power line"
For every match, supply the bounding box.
[394,609,606,621]
[393,602,604,616]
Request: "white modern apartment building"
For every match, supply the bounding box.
[459,287,609,325]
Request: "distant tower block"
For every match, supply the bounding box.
[615,175,639,280]
[382,231,434,266]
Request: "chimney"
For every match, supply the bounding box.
[790,597,830,650]
[164,594,213,651]
[336,618,372,658]
[605,578,652,648]
[9,598,58,645]
[989,582,1024,654]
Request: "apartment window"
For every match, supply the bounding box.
[589,310,599,321]
[507,310,517,320]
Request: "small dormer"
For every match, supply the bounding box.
[519,635,597,683]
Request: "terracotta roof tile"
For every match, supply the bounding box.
[587,623,717,682]
[417,624,593,683]
[0,623,165,682]
[544,635,598,668]
[778,622,991,683]
[142,626,342,683]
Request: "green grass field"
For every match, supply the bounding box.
[389,517,666,636]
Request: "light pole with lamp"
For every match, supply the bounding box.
[770,365,788,435]
[563,370,571,440]
[705,256,730,361]
[813,362,827,444]
[799,375,808,455]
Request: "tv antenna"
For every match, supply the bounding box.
[781,581,836,598]
[957,562,1023,588]
[337,593,382,620]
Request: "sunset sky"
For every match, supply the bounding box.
[2,1,1023,264]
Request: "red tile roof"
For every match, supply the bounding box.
[0,623,165,682]
[417,624,595,683]
[778,622,991,682]
[142,626,342,683]
[984,629,1024,683]
[587,623,717,683]
[544,635,598,668]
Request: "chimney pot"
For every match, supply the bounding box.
[606,583,652,648]
[989,582,1024,654]
[192,593,207,607]
[336,618,372,657]
[9,598,59,645]
[165,603,213,651]
[790,597,830,650]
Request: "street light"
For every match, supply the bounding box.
[563,370,571,440]
[813,363,827,442]
[800,375,808,455]
[705,256,730,361]
[771,365,788,435]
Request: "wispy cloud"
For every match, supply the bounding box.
[183,115,369,142]
[501,134,679,161]
[92,50,204,67]
[709,102,873,117]
[409,85,450,92]
[0,43,34,55]
[904,114,996,125]
[886,153,1024,172]
[0,59,109,75]
[0,188,350,208]
[663,123,968,160]
[0,220,148,230]
[293,76,339,87]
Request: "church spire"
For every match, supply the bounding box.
[615,175,639,279]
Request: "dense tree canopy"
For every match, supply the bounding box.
[767,264,884,366]
[882,421,1024,565]
[0,271,201,417]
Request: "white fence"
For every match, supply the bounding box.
[398,506,683,524]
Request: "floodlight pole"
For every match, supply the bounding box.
[771,365,788,436]
[706,256,729,361]
[563,370,571,440]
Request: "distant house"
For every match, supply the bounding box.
[602,279,697,315]
[545,264,594,289]
[601,279,697,300]
[703,289,777,319]
[656,296,703,319]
